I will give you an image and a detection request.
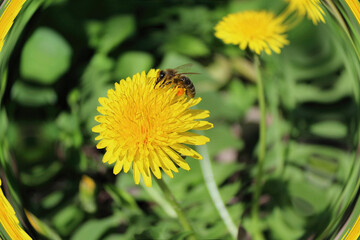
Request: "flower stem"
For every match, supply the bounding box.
[155,178,197,240]
[196,142,238,239]
[251,55,266,240]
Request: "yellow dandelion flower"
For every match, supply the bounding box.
[345,0,360,25]
[0,179,32,240]
[284,0,325,25]
[0,0,27,53]
[341,213,360,240]
[92,69,213,187]
[214,11,289,55]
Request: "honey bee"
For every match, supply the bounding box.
[155,64,197,98]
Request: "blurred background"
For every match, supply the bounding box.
[1,0,360,239]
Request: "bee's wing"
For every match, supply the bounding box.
[174,63,194,73]
[179,72,200,75]
[174,63,200,75]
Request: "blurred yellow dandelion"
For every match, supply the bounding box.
[341,213,360,240]
[284,0,325,25]
[80,175,96,193]
[92,69,213,187]
[345,0,360,25]
[0,179,32,240]
[0,0,27,53]
[214,11,289,55]
[24,210,42,236]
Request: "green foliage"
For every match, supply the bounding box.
[162,34,210,57]
[52,205,85,235]
[20,28,72,84]
[114,51,154,79]
[0,109,8,141]
[86,15,135,54]
[1,0,360,240]
[11,81,57,106]
[71,214,122,240]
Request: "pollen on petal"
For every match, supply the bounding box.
[177,88,185,96]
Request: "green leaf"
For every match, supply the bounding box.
[310,121,347,139]
[204,123,243,158]
[103,234,129,240]
[219,181,241,203]
[20,162,62,186]
[20,27,72,84]
[266,207,305,240]
[163,34,210,57]
[213,162,244,185]
[41,191,64,209]
[114,51,154,79]
[0,108,8,141]
[288,180,328,216]
[71,215,121,240]
[11,81,57,106]
[172,231,194,240]
[56,112,82,148]
[196,92,229,120]
[86,15,135,54]
[0,69,7,104]
[85,20,103,49]
[52,205,84,236]
[226,80,257,117]
[104,184,139,211]
[25,211,62,240]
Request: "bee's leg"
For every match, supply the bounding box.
[160,78,177,89]
[160,79,172,87]
[155,78,166,88]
